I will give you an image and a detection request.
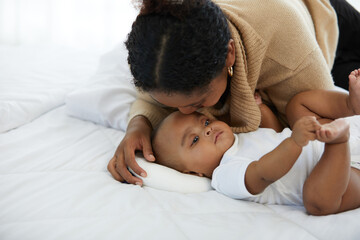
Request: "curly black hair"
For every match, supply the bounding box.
[125,0,230,95]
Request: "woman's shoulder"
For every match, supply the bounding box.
[214,0,316,43]
[214,0,307,17]
[214,0,335,41]
[216,0,323,70]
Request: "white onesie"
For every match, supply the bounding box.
[211,117,360,206]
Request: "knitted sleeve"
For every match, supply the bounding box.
[128,91,175,128]
[261,48,335,124]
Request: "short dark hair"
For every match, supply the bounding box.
[150,111,186,172]
[125,0,230,95]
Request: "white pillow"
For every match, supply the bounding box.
[66,43,136,131]
[66,81,135,131]
[129,156,212,193]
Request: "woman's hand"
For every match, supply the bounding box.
[107,115,155,185]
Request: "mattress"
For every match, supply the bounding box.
[1,44,360,240]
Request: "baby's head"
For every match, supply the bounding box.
[152,111,235,178]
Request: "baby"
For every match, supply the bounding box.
[151,69,360,216]
[152,111,360,216]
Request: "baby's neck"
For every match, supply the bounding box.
[206,157,223,179]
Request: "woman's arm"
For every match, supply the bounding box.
[129,91,174,128]
[244,116,321,195]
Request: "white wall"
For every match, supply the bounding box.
[347,0,360,11]
[0,0,137,53]
[0,0,358,54]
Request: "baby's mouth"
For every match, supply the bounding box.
[215,131,223,144]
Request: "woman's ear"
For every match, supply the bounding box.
[225,39,235,68]
[183,171,204,177]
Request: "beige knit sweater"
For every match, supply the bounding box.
[129,0,338,133]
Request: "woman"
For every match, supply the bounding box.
[108,0,360,185]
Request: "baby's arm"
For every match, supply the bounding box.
[244,116,321,195]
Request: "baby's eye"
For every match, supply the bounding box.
[205,120,210,126]
[192,136,199,145]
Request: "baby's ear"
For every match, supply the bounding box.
[183,171,204,177]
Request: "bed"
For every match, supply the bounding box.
[1,41,360,240]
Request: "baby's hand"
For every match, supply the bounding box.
[290,116,321,147]
[254,91,262,105]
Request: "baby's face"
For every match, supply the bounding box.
[156,112,235,177]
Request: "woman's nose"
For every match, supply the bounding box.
[178,106,197,114]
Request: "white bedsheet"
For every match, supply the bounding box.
[1,45,360,240]
[0,45,100,133]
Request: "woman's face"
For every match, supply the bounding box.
[150,67,228,114]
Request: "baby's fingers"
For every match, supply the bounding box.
[301,132,315,146]
[306,130,317,140]
[305,117,321,131]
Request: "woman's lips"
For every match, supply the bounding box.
[215,131,223,143]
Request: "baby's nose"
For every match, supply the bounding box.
[205,127,212,136]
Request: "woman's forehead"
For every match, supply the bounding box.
[150,90,206,107]
[174,111,202,120]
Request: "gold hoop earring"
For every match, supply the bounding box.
[227,66,233,77]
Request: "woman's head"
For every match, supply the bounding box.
[125,0,233,111]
